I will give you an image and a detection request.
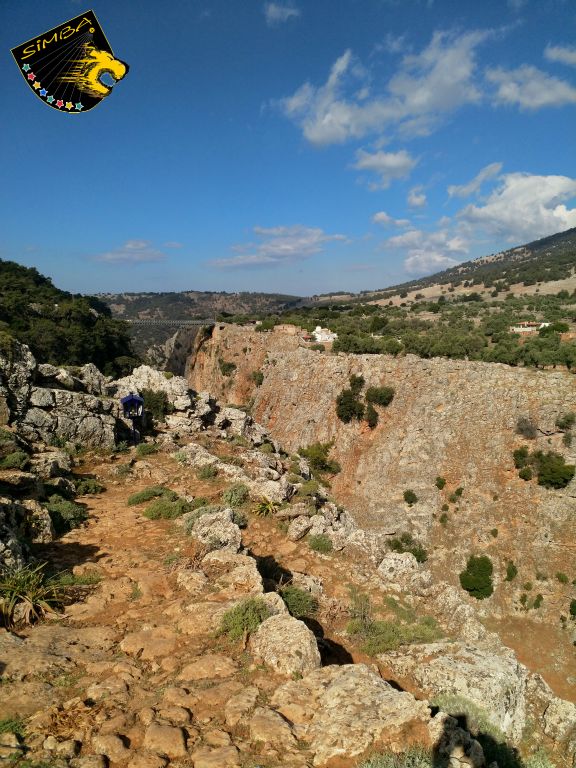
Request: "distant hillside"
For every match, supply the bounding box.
[100,290,304,321]
[361,228,576,298]
[0,259,135,374]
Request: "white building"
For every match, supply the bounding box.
[313,325,338,343]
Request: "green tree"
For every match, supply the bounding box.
[459,555,494,600]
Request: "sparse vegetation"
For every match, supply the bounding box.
[140,388,173,423]
[459,555,494,599]
[45,495,88,534]
[556,572,569,584]
[219,597,271,640]
[196,465,218,480]
[308,534,333,553]
[357,746,433,768]
[0,450,29,470]
[222,483,250,507]
[365,386,395,407]
[514,447,574,488]
[387,532,428,563]
[516,417,538,439]
[253,498,280,517]
[435,476,446,489]
[74,477,105,495]
[251,370,264,386]
[556,412,576,431]
[298,442,341,475]
[0,563,62,628]
[365,403,379,429]
[143,496,191,519]
[127,485,177,506]
[505,561,518,581]
[279,585,318,618]
[136,442,159,457]
[218,357,237,377]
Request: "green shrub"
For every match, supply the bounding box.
[360,617,440,655]
[127,485,177,505]
[251,370,264,386]
[310,343,325,352]
[523,581,533,590]
[387,532,428,563]
[516,416,538,439]
[336,388,365,423]
[163,371,174,379]
[218,597,271,640]
[298,479,320,497]
[279,585,318,618]
[298,442,340,474]
[190,496,209,509]
[231,509,248,528]
[490,528,498,538]
[505,561,518,581]
[403,489,418,506]
[513,446,529,468]
[455,487,463,497]
[218,358,237,377]
[143,497,191,519]
[459,555,494,599]
[0,717,26,739]
[569,599,576,617]
[365,403,379,429]
[140,388,173,423]
[441,503,449,512]
[74,477,105,495]
[524,749,555,768]
[533,593,543,609]
[519,467,533,481]
[0,563,62,628]
[365,386,395,407]
[349,374,365,395]
[253,498,280,517]
[556,412,576,431]
[556,572,569,584]
[440,512,448,526]
[435,476,446,490]
[259,442,275,454]
[0,450,29,470]
[45,496,88,534]
[136,442,159,457]
[308,534,333,553]
[196,465,218,480]
[532,450,575,488]
[222,483,249,507]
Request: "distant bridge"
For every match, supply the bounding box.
[125,318,216,328]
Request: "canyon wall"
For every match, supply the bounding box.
[189,325,576,595]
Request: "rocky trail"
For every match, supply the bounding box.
[0,450,453,768]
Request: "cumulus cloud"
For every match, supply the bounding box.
[448,162,502,198]
[459,172,576,242]
[278,30,489,145]
[384,227,468,276]
[95,240,166,264]
[353,148,417,188]
[407,186,427,207]
[544,44,576,67]
[211,225,346,268]
[264,2,300,26]
[373,211,411,227]
[487,64,576,108]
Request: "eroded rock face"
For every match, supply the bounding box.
[378,641,529,742]
[249,614,321,677]
[0,497,54,568]
[270,664,432,766]
[0,339,36,421]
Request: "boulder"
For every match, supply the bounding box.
[114,366,193,410]
[287,516,313,541]
[189,508,242,553]
[249,614,321,677]
[270,664,432,766]
[377,552,421,588]
[0,338,36,420]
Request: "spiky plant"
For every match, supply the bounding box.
[0,563,62,628]
[253,498,280,517]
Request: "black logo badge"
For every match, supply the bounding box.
[11,10,128,113]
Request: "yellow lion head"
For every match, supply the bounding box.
[59,44,128,98]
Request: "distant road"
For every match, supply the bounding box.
[125,319,216,327]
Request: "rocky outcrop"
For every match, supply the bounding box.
[115,366,193,411]
[0,497,54,568]
[0,338,36,422]
[249,614,321,676]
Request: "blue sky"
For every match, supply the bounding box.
[1,0,575,296]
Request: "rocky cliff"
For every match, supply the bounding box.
[189,325,576,694]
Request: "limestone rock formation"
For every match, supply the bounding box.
[249,614,321,676]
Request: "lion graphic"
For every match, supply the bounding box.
[59,44,128,98]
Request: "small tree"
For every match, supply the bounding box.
[365,403,378,429]
[459,555,494,600]
[366,386,395,407]
[403,489,418,506]
[435,476,446,490]
[336,388,365,423]
[516,416,538,439]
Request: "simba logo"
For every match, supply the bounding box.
[11,10,128,113]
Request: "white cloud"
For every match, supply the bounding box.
[448,162,502,198]
[407,186,427,207]
[278,30,489,146]
[404,250,461,274]
[373,211,411,227]
[487,64,576,108]
[163,241,183,248]
[96,240,166,264]
[264,3,300,26]
[544,44,576,67]
[384,227,468,276]
[459,172,576,242]
[212,225,346,268]
[353,148,417,188]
